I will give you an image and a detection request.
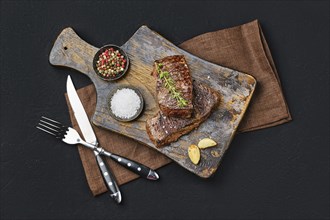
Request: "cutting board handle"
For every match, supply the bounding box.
[49,27,98,79]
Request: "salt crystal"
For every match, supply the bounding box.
[110,88,141,119]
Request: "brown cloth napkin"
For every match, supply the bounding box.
[65,20,291,196]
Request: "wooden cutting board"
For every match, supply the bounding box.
[49,26,256,178]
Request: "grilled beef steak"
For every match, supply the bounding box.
[152,55,193,118]
[146,82,220,148]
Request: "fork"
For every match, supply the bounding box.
[36,116,159,180]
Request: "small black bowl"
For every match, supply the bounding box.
[92,44,130,81]
[107,85,144,122]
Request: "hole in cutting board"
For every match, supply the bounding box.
[63,46,68,50]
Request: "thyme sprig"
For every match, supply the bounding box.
[157,63,188,107]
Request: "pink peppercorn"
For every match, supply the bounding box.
[96,48,127,78]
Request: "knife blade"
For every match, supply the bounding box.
[66,75,121,203]
[66,76,98,146]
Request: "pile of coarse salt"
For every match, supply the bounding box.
[110,88,141,119]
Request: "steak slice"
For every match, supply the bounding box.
[152,55,193,118]
[146,81,220,148]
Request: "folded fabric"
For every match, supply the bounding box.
[180,20,291,132]
[65,19,291,196]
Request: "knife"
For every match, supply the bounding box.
[66,75,159,180]
[66,76,160,201]
[66,75,121,203]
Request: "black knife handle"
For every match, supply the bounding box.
[108,153,159,180]
[95,153,121,203]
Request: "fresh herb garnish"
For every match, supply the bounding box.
[157,63,188,107]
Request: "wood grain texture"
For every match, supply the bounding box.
[49,26,256,178]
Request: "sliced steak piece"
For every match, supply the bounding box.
[152,55,193,118]
[146,81,220,148]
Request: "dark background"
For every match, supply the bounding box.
[1,1,329,219]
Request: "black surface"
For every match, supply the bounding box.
[1,1,329,219]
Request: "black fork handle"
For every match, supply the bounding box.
[94,151,121,203]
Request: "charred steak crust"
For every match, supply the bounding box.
[146,81,220,148]
[152,55,193,119]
